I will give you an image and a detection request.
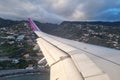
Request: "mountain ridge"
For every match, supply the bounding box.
[0,18,120,49]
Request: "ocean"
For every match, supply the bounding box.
[6,73,49,80]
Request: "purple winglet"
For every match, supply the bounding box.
[28,18,40,31]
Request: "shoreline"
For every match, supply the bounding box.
[4,72,49,78]
[4,73,41,78]
[0,69,49,78]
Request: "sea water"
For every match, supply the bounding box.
[6,73,49,80]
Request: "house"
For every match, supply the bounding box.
[26,64,34,70]
[1,36,15,40]
[12,59,19,64]
[23,54,30,58]
[16,35,25,41]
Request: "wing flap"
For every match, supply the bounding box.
[37,38,56,66]
[69,50,102,77]
[50,57,83,80]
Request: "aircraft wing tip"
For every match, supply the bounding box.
[28,18,40,31]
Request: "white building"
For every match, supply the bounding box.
[16,35,25,41]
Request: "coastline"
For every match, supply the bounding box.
[4,73,41,78]
[0,69,49,78]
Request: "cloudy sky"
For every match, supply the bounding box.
[0,0,120,23]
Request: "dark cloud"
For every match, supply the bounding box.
[0,0,120,23]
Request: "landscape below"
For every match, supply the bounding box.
[0,18,120,70]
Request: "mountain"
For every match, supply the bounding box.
[48,21,120,49]
[0,18,58,33]
[0,18,20,27]
[34,21,59,34]
[0,18,120,49]
[61,21,120,26]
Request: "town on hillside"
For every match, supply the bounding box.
[0,21,47,70]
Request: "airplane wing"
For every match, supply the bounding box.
[28,18,120,80]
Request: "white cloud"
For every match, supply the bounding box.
[0,0,119,23]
